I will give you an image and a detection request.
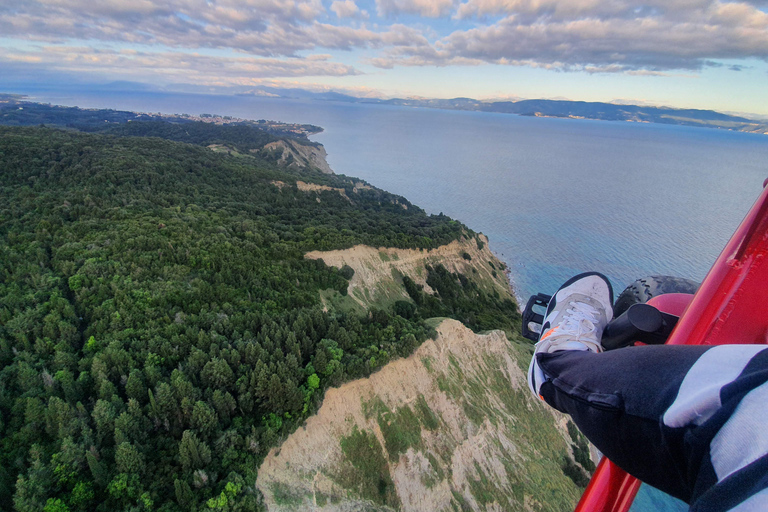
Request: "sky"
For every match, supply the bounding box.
[1,0,768,116]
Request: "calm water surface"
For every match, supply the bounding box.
[31,91,768,302]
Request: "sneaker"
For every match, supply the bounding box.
[527,272,614,398]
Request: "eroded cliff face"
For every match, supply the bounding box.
[304,235,510,312]
[256,320,585,512]
[260,140,335,174]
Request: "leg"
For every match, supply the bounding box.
[537,345,768,510]
[537,346,707,502]
[527,273,768,510]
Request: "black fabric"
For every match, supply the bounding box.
[537,346,710,502]
[536,345,768,512]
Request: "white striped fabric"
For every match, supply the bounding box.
[728,487,768,512]
[710,381,768,482]
[663,345,767,429]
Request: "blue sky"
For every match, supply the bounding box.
[1,0,767,116]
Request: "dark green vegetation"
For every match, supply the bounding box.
[0,100,322,141]
[567,421,596,474]
[336,426,399,508]
[0,100,155,128]
[0,121,519,511]
[403,264,521,337]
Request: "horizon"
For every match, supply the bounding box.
[1,0,767,116]
[6,85,768,124]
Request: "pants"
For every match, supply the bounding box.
[536,344,768,512]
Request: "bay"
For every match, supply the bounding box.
[32,90,768,302]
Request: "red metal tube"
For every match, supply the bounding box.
[574,179,768,512]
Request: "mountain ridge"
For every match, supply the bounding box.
[235,88,768,135]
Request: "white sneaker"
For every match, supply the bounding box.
[527,272,614,398]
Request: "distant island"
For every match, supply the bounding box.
[235,87,768,135]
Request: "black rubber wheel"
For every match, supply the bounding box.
[613,275,700,318]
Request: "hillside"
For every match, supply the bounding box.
[257,319,590,512]
[304,236,508,310]
[255,241,592,511]
[0,123,482,510]
[0,99,331,174]
[0,119,562,511]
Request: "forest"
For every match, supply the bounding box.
[0,99,322,141]
[0,120,520,511]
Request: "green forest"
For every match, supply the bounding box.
[0,119,520,511]
[0,99,322,141]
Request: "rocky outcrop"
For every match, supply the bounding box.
[260,139,335,174]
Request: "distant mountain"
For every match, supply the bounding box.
[237,87,362,102]
[236,86,768,134]
[480,99,763,129]
[372,97,485,110]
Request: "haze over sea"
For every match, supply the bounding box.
[32,90,768,301]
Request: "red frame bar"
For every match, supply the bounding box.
[574,179,768,512]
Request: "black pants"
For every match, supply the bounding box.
[536,345,768,512]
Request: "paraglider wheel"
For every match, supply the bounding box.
[613,276,700,318]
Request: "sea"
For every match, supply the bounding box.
[23,89,768,511]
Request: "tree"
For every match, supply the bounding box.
[43,498,70,512]
[13,446,53,512]
[191,401,217,436]
[85,449,109,487]
[211,390,236,423]
[179,431,211,471]
[115,442,145,476]
[125,369,146,402]
[175,479,194,508]
[201,358,234,390]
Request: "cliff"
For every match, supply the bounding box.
[260,139,335,174]
[256,319,587,511]
[304,235,510,312]
[256,241,595,511]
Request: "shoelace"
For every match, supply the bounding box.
[556,301,601,339]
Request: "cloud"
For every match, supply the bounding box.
[376,0,456,17]
[376,0,768,72]
[0,0,338,56]
[331,0,367,18]
[0,0,439,58]
[0,46,362,87]
[1,0,767,80]
[455,0,626,20]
